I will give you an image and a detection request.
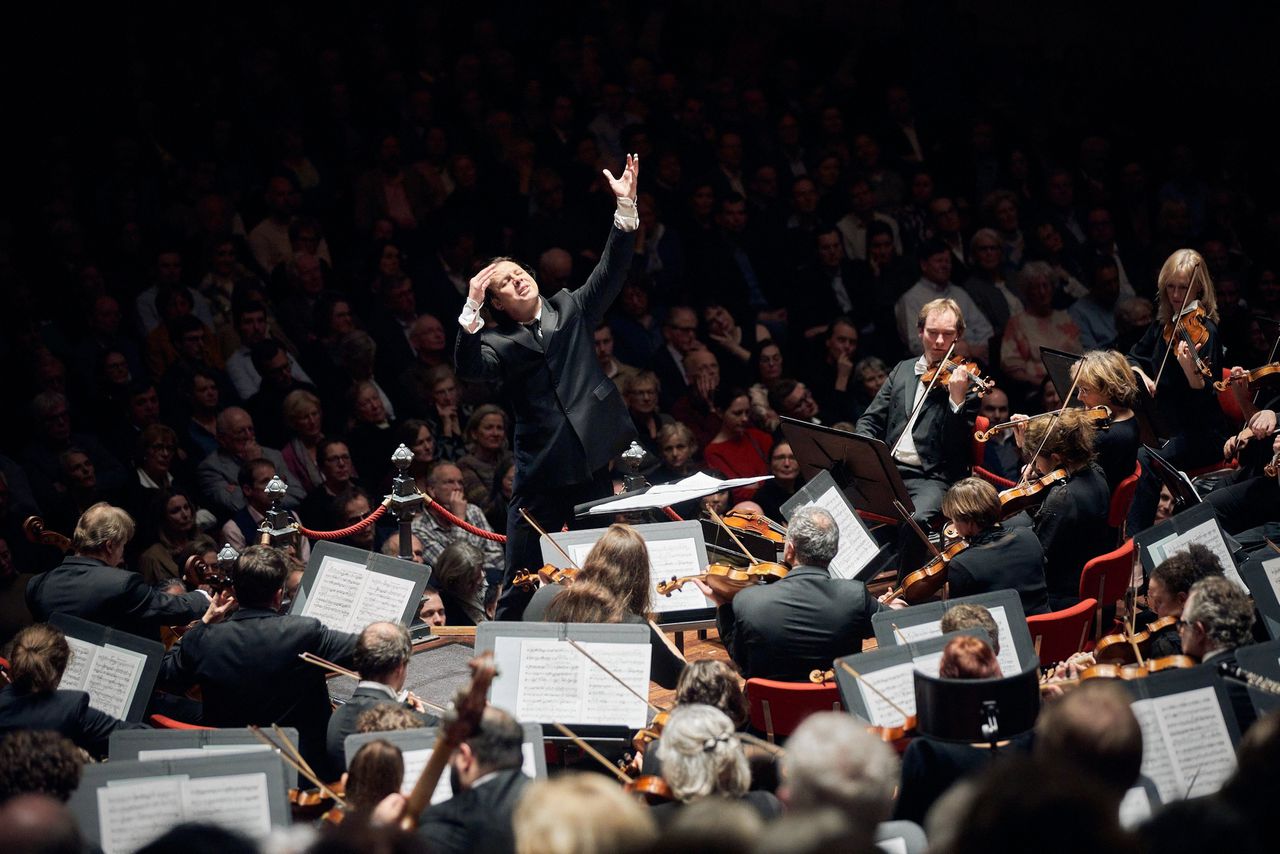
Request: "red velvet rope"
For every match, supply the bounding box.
[973,466,1017,489]
[296,503,389,540]
[662,506,683,522]
[422,496,508,543]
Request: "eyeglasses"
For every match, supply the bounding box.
[323,454,352,464]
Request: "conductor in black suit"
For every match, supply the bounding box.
[698,505,883,681]
[159,545,359,780]
[455,154,641,619]
[325,621,435,773]
[415,706,529,854]
[26,502,208,640]
[855,297,980,576]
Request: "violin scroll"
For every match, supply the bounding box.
[23,516,71,553]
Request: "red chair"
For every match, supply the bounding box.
[1217,369,1246,428]
[149,714,215,730]
[972,415,1018,488]
[745,678,842,743]
[1079,539,1137,639]
[1026,598,1098,667]
[1107,461,1141,541]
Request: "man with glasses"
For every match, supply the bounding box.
[653,304,702,409]
[196,407,304,518]
[219,459,309,561]
[411,462,504,592]
[298,439,359,531]
[1178,575,1258,732]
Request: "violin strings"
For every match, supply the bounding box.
[708,508,761,566]
[890,342,954,459]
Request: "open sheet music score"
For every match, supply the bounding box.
[292,543,426,632]
[70,753,287,854]
[781,470,880,580]
[58,637,147,721]
[834,630,986,729]
[494,637,650,728]
[877,603,1023,681]
[1129,685,1237,801]
[1144,516,1246,593]
[548,521,714,616]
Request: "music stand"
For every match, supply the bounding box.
[1139,447,1201,512]
[913,663,1040,748]
[1039,346,1084,405]
[780,417,912,523]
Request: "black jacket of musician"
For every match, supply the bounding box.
[454,227,637,494]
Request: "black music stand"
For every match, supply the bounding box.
[1039,346,1083,405]
[1139,446,1201,512]
[913,663,1040,749]
[780,417,912,523]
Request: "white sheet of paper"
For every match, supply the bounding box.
[855,662,916,727]
[885,609,1019,675]
[912,650,946,676]
[97,777,186,854]
[877,838,908,854]
[137,744,271,761]
[1134,686,1236,801]
[400,741,538,803]
[59,636,96,692]
[645,537,714,612]
[1260,557,1280,605]
[508,638,649,727]
[83,643,147,720]
[585,472,771,513]
[348,571,417,631]
[300,556,369,630]
[888,621,940,644]
[182,773,272,840]
[804,489,879,579]
[1163,520,1246,592]
[1118,786,1153,829]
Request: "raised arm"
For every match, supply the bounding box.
[575,155,640,326]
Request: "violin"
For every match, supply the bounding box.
[975,405,1113,442]
[1213,361,1280,392]
[23,516,71,552]
[631,710,670,754]
[1264,451,1279,479]
[1040,654,1196,692]
[920,358,996,398]
[997,468,1068,518]
[623,774,675,804]
[656,560,789,599]
[721,510,786,544]
[1093,615,1177,665]
[884,539,968,605]
[511,565,577,590]
[1162,301,1214,380]
[289,785,340,821]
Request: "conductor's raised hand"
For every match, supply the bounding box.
[603,153,640,201]
[467,262,500,304]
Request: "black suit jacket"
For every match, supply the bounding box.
[416,767,530,854]
[717,565,881,681]
[854,357,978,482]
[26,555,208,641]
[946,525,1049,616]
[325,684,434,773]
[455,226,637,493]
[0,685,143,758]
[159,607,358,780]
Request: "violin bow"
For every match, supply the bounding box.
[519,508,580,570]
[248,725,346,807]
[893,499,942,560]
[1152,258,1200,394]
[890,343,955,460]
[708,508,762,566]
[299,652,449,715]
[891,623,909,645]
[566,638,665,714]
[1017,368,1083,488]
[838,661,912,724]
[552,722,633,783]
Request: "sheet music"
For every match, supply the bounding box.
[182,773,272,840]
[59,635,96,691]
[84,644,146,720]
[97,777,185,854]
[890,622,939,644]
[1118,786,1153,829]
[1162,520,1246,592]
[400,742,538,803]
[348,572,417,631]
[804,488,879,579]
[645,537,713,612]
[300,556,368,630]
[504,638,650,727]
[1260,557,1280,604]
[877,838,908,854]
[1133,686,1236,801]
[912,650,946,676]
[585,472,771,513]
[855,662,916,727]
[886,609,1019,677]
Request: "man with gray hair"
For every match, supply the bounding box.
[1180,575,1258,732]
[325,621,434,771]
[697,505,881,680]
[781,711,900,832]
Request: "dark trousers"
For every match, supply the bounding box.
[1204,474,1280,542]
[495,467,615,620]
[896,471,950,580]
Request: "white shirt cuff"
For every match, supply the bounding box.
[458,298,485,334]
[614,197,639,232]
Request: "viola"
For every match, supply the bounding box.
[23,516,71,552]
[920,358,996,398]
[1213,361,1280,392]
[183,555,234,592]
[1162,301,1214,380]
[656,560,789,599]
[884,539,968,605]
[721,510,786,544]
[997,468,1068,518]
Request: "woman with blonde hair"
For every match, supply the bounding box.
[1070,349,1141,489]
[1126,248,1228,533]
[514,772,656,854]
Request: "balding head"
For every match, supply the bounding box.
[354,621,412,684]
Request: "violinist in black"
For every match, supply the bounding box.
[941,478,1048,615]
[1019,409,1112,609]
[1072,350,1142,491]
[1126,249,1228,533]
[1142,544,1226,658]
